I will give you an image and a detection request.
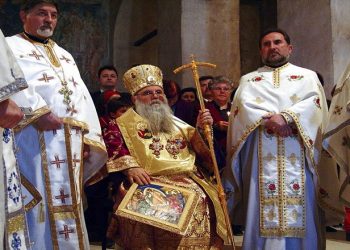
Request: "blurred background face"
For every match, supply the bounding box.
[210,83,231,104]
[180,91,196,102]
[21,3,58,39]
[99,69,118,90]
[200,79,213,99]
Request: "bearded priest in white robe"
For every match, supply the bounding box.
[0,28,31,250]
[222,28,328,250]
[6,1,107,249]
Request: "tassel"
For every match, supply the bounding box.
[37,202,45,223]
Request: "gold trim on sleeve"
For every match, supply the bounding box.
[107,155,140,173]
[13,106,51,132]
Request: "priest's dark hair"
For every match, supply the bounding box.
[21,0,59,13]
[259,28,291,48]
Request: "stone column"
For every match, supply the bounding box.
[277,0,350,98]
[180,0,240,87]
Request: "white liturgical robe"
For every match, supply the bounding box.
[223,63,327,250]
[6,33,107,250]
[0,29,30,250]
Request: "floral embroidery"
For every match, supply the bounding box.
[266,181,277,195]
[7,171,21,205]
[249,75,264,82]
[289,179,301,195]
[11,232,22,249]
[287,75,304,81]
[3,128,11,143]
[333,105,343,115]
[313,97,321,109]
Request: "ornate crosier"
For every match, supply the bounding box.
[174,55,236,249]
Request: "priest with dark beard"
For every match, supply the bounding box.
[103,64,229,249]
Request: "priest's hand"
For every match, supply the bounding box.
[122,167,151,185]
[35,112,63,131]
[0,99,24,128]
[263,114,292,137]
[197,109,213,129]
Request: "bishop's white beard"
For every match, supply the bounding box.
[135,99,174,134]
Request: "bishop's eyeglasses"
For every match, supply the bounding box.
[136,89,164,96]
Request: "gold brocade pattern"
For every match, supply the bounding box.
[21,174,42,212]
[13,106,51,132]
[258,126,306,237]
[63,124,84,250]
[117,109,196,176]
[107,155,140,173]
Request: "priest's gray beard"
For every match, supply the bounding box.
[135,99,174,134]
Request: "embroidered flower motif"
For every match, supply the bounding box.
[249,75,264,82]
[266,181,277,195]
[3,128,11,143]
[313,97,321,109]
[289,179,301,195]
[287,75,304,81]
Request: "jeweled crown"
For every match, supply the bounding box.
[123,64,163,95]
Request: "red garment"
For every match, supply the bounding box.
[344,206,350,232]
[102,118,130,159]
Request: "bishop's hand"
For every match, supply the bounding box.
[196,109,213,129]
[122,167,151,185]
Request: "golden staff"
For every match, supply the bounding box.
[174,55,235,249]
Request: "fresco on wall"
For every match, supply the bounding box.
[0,0,109,91]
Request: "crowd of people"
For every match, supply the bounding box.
[0,0,349,250]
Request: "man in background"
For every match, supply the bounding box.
[91,65,119,116]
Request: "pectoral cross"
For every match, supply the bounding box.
[59,83,73,105]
